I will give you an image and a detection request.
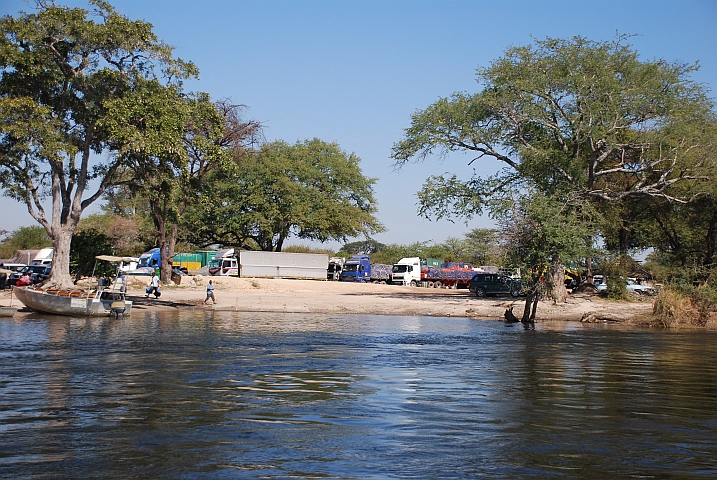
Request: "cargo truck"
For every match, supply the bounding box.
[209,250,328,280]
[422,262,475,288]
[390,257,421,286]
[31,247,54,266]
[391,257,475,288]
[339,255,391,283]
[208,249,237,276]
[327,257,345,281]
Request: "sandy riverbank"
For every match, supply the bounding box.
[1,275,659,324]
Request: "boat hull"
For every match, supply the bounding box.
[13,287,132,317]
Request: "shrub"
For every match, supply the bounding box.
[653,287,704,327]
[602,257,630,300]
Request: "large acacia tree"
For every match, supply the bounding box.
[391,35,715,301]
[189,138,384,251]
[0,0,196,287]
[107,94,261,281]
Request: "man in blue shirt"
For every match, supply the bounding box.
[204,279,216,305]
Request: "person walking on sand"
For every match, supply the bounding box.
[204,279,216,305]
[146,272,160,298]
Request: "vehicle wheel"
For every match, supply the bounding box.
[410,280,417,287]
[433,281,442,288]
[475,287,487,298]
[510,288,521,297]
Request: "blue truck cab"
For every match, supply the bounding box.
[138,248,163,268]
[340,255,371,282]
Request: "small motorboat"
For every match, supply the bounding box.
[13,255,133,317]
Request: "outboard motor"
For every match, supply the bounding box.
[110,301,126,317]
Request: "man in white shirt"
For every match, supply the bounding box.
[146,272,160,298]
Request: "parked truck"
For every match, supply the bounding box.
[390,257,421,286]
[391,257,475,288]
[209,250,328,280]
[208,249,238,276]
[423,262,476,288]
[339,255,391,283]
[138,248,162,269]
[327,257,346,281]
[31,247,54,266]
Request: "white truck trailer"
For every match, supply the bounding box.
[209,250,328,280]
[240,251,328,279]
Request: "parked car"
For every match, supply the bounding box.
[9,265,51,286]
[626,278,656,295]
[469,273,522,297]
[594,276,656,295]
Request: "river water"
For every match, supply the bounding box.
[1,311,716,479]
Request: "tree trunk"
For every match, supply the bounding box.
[530,294,540,323]
[550,258,568,303]
[618,226,629,257]
[46,226,75,288]
[159,223,178,283]
[705,210,717,267]
[522,291,539,323]
[585,256,593,284]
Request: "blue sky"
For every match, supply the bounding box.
[1,0,716,250]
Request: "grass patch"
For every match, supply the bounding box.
[652,287,708,327]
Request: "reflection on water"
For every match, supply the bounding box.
[1,312,717,478]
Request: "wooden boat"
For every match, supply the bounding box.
[13,285,132,317]
[13,255,134,317]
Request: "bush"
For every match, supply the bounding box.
[602,257,630,300]
[652,281,717,327]
[653,287,704,327]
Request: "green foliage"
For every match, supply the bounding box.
[282,245,337,256]
[76,212,154,256]
[189,139,384,251]
[365,242,433,265]
[107,95,258,280]
[333,229,503,266]
[339,239,386,256]
[391,34,715,252]
[601,257,631,300]
[0,0,197,286]
[500,191,594,318]
[501,193,594,273]
[457,228,503,266]
[70,229,115,279]
[0,226,52,258]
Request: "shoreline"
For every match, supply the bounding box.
[0,276,661,324]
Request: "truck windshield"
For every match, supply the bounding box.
[138,256,151,267]
[343,264,359,272]
[392,265,408,273]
